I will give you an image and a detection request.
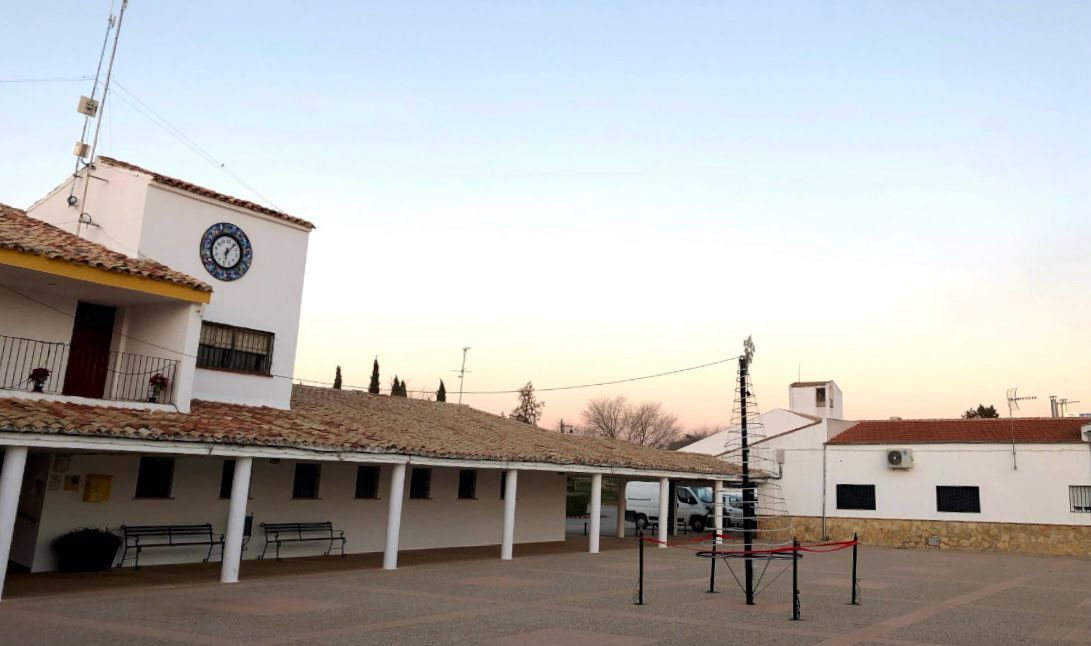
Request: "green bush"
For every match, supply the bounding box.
[566,492,590,518]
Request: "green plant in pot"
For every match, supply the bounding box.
[51,527,122,572]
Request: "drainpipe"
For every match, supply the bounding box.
[820,443,828,540]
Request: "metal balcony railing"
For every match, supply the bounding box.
[0,334,180,405]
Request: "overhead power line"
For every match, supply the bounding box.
[104,78,283,211]
[0,282,737,398]
[0,76,94,83]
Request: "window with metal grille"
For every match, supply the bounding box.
[457,470,477,499]
[292,463,321,499]
[197,322,274,374]
[936,486,980,513]
[816,387,827,407]
[1070,486,1091,513]
[836,484,876,510]
[135,457,174,498]
[219,459,235,499]
[409,467,431,499]
[355,466,380,499]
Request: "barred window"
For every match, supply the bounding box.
[458,470,477,499]
[219,459,235,499]
[135,457,174,498]
[936,486,980,513]
[836,484,876,511]
[197,322,274,374]
[1070,486,1091,513]
[355,466,380,499]
[292,463,321,499]
[816,387,827,407]
[409,468,431,499]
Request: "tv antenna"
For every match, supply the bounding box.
[1005,387,1036,470]
[70,0,129,236]
[454,347,471,404]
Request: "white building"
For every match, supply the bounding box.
[680,380,1091,557]
[0,159,738,600]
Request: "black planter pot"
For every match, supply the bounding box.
[51,529,122,572]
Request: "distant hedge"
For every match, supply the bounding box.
[566,492,590,518]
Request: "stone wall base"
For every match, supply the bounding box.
[782,516,1091,558]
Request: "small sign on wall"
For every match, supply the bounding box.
[64,475,81,491]
[83,474,112,502]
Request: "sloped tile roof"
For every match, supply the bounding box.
[0,203,211,293]
[96,157,315,230]
[827,417,1089,445]
[0,385,739,476]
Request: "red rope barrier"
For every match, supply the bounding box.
[637,536,859,556]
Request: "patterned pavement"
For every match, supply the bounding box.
[0,536,1089,645]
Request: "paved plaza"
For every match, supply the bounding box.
[0,536,1089,645]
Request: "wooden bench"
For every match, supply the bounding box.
[259,521,346,560]
[118,524,223,569]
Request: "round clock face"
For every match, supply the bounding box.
[199,223,252,281]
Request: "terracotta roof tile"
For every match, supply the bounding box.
[0,203,211,293]
[827,417,1089,445]
[0,385,739,476]
[96,157,315,230]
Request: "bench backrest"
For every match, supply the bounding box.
[261,521,335,536]
[121,524,214,537]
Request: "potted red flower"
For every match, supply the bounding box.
[148,373,169,402]
[28,367,50,392]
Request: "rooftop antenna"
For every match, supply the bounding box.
[1005,387,1036,470]
[454,347,471,404]
[72,0,129,237]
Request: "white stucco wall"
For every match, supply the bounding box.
[115,302,202,412]
[27,164,150,256]
[788,382,843,420]
[30,454,566,572]
[139,186,310,409]
[678,409,817,456]
[824,443,1091,525]
[0,288,75,343]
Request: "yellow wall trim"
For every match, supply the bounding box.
[0,248,211,304]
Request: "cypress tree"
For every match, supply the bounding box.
[368,358,380,394]
[436,380,447,402]
[391,376,401,396]
[333,366,343,390]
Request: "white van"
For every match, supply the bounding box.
[690,486,744,528]
[625,481,712,532]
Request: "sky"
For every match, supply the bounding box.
[2,1,1089,428]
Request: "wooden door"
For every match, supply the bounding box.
[62,302,116,398]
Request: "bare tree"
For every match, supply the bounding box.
[625,402,681,449]
[579,397,683,449]
[580,395,628,440]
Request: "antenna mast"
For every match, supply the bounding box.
[454,347,471,404]
[1005,387,1036,470]
[72,0,129,236]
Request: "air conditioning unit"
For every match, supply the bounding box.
[886,449,913,470]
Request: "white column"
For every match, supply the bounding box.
[501,469,518,560]
[657,476,669,549]
[712,479,724,541]
[0,447,28,601]
[220,457,253,583]
[383,463,407,570]
[588,473,602,553]
[615,477,627,539]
